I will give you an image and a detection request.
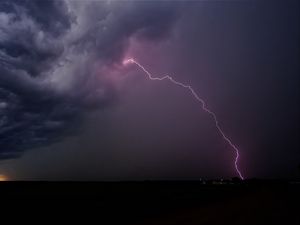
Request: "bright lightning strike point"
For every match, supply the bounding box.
[123,57,244,180]
[123,58,134,65]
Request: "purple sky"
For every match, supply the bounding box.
[0,0,299,180]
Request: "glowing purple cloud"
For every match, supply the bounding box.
[123,58,244,180]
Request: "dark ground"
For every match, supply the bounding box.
[0,180,299,225]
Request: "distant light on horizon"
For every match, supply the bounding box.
[0,174,8,181]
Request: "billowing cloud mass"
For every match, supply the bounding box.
[0,0,180,159]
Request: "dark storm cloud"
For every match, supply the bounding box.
[0,0,180,159]
[0,0,73,35]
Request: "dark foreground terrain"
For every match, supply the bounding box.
[0,180,299,224]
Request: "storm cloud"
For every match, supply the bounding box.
[0,0,180,159]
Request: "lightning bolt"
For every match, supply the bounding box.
[123,58,244,180]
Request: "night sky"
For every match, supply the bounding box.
[0,0,299,181]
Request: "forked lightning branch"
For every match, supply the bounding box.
[123,58,244,180]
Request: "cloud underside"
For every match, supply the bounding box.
[0,0,180,159]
